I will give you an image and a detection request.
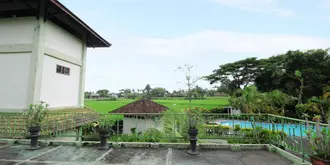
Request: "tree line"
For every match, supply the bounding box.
[85,84,228,100]
[205,49,330,119]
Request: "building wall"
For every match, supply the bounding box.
[0,17,34,45]
[0,53,31,110]
[40,55,81,108]
[123,117,164,134]
[0,17,86,111]
[45,21,83,60]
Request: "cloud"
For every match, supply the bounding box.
[100,30,330,58]
[85,30,330,91]
[210,0,296,17]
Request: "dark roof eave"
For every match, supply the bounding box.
[110,99,169,114]
[50,0,111,48]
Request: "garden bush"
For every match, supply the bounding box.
[234,124,241,134]
[204,125,231,135]
[227,126,288,144]
[209,107,226,113]
[109,128,163,142]
[143,128,162,142]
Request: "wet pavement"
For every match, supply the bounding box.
[0,145,293,165]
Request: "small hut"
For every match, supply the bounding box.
[224,106,241,115]
[90,93,100,99]
[110,99,168,134]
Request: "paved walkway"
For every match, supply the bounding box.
[0,144,292,165]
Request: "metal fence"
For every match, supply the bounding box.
[0,112,328,162]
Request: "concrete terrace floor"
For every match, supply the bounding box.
[0,144,293,165]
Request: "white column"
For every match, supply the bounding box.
[78,43,87,108]
[28,18,46,105]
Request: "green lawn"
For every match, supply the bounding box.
[85,97,229,114]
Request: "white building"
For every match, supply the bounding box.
[0,0,111,112]
[110,99,169,134]
[224,106,242,115]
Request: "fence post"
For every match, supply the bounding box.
[299,121,304,163]
[76,126,82,142]
[267,115,271,143]
[116,119,119,135]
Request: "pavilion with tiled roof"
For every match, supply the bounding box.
[110,99,169,134]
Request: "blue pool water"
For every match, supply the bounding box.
[219,120,312,137]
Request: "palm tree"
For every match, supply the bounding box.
[229,85,261,113]
[308,86,330,119]
[265,90,292,115]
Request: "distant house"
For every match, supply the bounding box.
[108,93,118,98]
[90,93,100,99]
[110,99,169,134]
[224,106,241,115]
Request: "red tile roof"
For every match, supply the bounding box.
[110,99,168,114]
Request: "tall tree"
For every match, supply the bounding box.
[143,84,152,99]
[215,80,230,94]
[192,85,206,98]
[96,89,109,97]
[205,57,262,93]
[229,85,261,113]
[255,49,330,102]
[150,87,167,97]
[84,91,92,98]
[171,89,186,97]
[119,89,132,98]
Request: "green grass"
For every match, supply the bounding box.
[85,97,229,114]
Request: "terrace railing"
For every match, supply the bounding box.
[0,112,328,163]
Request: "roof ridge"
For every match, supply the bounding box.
[110,99,141,113]
[109,99,168,114]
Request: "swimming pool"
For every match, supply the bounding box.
[218,120,311,137]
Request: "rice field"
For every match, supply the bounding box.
[84,97,230,113]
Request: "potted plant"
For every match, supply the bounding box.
[304,114,330,165]
[186,107,203,155]
[92,115,115,150]
[26,102,49,150]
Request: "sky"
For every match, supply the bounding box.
[59,0,330,93]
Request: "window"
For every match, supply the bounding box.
[63,67,70,75]
[56,65,62,73]
[56,65,70,76]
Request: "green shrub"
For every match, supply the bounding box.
[209,107,226,113]
[109,128,162,142]
[235,127,288,144]
[234,124,241,133]
[142,128,162,142]
[204,125,231,135]
[109,134,139,142]
[130,127,136,134]
[26,102,49,127]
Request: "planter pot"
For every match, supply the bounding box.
[310,156,330,165]
[273,144,285,150]
[96,128,110,150]
[279,145,285,150]
[188,128,199,155]
[275,144,285,150]
[28,126,41,150]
